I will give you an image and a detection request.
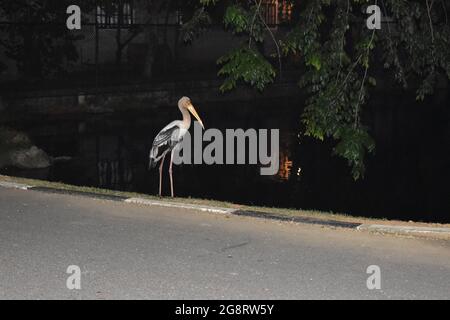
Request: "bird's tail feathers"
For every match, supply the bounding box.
[148,157,157,169]
[149,147,159,169]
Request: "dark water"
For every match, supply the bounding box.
[2,95,449,223]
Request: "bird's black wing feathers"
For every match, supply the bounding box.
[149,124,180,168]
[153,125,179,147]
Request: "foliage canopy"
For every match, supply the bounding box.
[188,0,450,179]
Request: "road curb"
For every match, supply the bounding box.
[0,181,32,190]
[125,197,235,214]
[357,224,450,235]
[28,186,129,202]
[1,180,449,235]
[125,198,361,229]
[232,210,362,229]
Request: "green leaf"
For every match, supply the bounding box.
[308,54,322,71]
[217,47,276,92]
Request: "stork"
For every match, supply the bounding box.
[148,97,204,197]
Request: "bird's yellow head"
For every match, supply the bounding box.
[178,96,205,129]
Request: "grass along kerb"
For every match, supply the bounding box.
[0,174,449,229]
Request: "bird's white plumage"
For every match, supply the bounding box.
[149,120,189,166]
[163,120,189,139]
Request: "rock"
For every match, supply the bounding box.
[0,126,52,169]
[9,146,51,169]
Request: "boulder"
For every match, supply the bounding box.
[9,146,51,169]
[0,127,52,169]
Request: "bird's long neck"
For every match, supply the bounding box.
[180,107,191,130]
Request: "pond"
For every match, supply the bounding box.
[1,95,449,223]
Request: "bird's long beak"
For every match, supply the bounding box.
[187,104,205,129]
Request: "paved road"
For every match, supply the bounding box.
[0,187,449,299]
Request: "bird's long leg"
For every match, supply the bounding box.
[158,154,166,197]
[169,149,175,197]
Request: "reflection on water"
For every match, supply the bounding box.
[278,152,293,180]
[1,97,449,223]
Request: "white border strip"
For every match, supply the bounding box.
[125,197,236,214]
[357,224,450,234]
[0,181,32,190]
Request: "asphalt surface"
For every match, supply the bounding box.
[0,187,449,299]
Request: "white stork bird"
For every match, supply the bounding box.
[149,96,204,197]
